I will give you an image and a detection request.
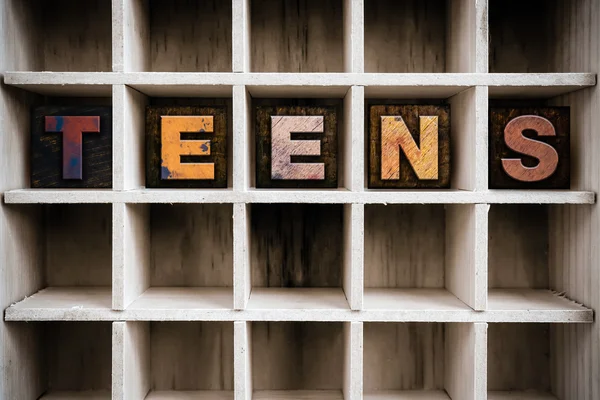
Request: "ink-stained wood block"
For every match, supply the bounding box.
[489,107,570,189]
[31,106,112,188]
[256,103,338,188]
[368,105,450,189]
[146,106,227,188]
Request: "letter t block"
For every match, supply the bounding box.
[31,106,112,188]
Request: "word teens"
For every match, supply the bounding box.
[31,104,570,189]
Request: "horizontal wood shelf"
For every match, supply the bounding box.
[5,287,592,323]
[4,189,595,204]
[3,72,596,98]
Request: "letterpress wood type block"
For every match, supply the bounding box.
[368,105,450,189]
[256,104,338,188]
[489,107,570,189]
[146,106,227,188]
[31,106,112,188]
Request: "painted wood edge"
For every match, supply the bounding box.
[232,0,250,73]
[234,321,252,400]
[4,72,596,88]
[4,190,595,204]
[233,204,250,310]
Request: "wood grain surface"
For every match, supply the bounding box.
[251,204,342,288]
[146,105,228,188]
[31,106,112,188]
[256,102,338,188]
[489,107,570,189]
[368,105,450,189]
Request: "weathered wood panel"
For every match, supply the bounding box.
[40,0,112,72]
[251,204,342,287]
[45,322,112,391]
[364,205,445,288]
[489,0,553,73]
[150,204,233,287]
[365,0,446,73]
[488,205,549,289]
[251,0,343,72]
[150,322,234,390]
[488,323,550,392]
[364,323,444,391]
[45,204,112,287]
[252,322,343,390]
[149,0,231,72]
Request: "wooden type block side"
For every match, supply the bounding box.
[146,105,227,188]
[256,102,338,188]
[31,106,112,188]
[489,107,570,189]
[368,104,450,188]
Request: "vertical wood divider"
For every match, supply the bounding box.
[113,84,125,190]
[232,0,251,72]
[446,204,488,310]
[448,85,488,192]
[344,203,364,310]
[114,84,149,191]
[113,203,151,310]
[234,203,251,310]
[448,87,477,191]
[343,0,364,73]
[344,85,365,191]
[475,0,489,73]
[475,86,489,191]
[234,321,253,400]
[113,321,150,400]
[474,322,488,400]
[233,85,250,191]
[113,203,126,310]
[447,0,488,73]
[445,322,488,400]
[343,321,363,400]
[113,0,150,72]
[112,0,125,72]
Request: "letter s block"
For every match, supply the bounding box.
[31,106,112,188]
[489,107,569,189]
[368,105,450,189]
[146,106,228,188]
[256,104,338,188]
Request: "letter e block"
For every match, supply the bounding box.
[368,105,450,189]
[489,107,569,189]
[146,106,228,188]
[31,106,112,188]
[256,105,337,188]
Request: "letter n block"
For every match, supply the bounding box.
[368,105,450,189]
[31,106,112,188]
[256,105,338,188]
[146,106,227,188]
[489,107,570,189]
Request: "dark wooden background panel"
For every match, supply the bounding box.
[251,204,343,288]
